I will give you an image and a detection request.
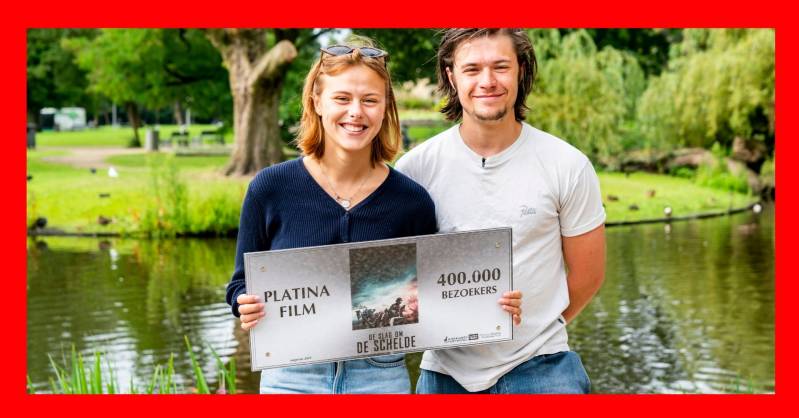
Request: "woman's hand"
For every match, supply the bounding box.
[237,294,265,331]
[498,290,523,326]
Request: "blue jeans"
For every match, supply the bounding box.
[260,354,410,394]
[416,351,591,394]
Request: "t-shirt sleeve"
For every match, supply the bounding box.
[559,160,606,237]
[395,151,420,183]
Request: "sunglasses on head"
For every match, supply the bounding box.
[320,45,388,59]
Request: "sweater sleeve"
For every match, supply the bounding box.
[226,177,269,317]
[415,190,438,236]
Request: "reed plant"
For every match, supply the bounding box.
[29,337,236,394]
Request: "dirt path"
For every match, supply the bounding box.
[41,147,148,169]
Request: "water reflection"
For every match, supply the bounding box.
[27,205,774,393]
[27,237,258,393]
[570,205,774,393]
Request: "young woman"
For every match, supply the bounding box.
[226,39,522,394]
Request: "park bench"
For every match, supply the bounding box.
[164,131,190,147]
[195,130,224,146]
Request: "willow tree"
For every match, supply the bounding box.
[637,29,775,151]
[206,29,299,176]
[527,29,645,162]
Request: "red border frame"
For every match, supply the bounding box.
[7,0,790,415]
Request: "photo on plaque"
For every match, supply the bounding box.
[350,243,419,330]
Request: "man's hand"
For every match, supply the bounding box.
[237,294,265,331]
[498,290,523,325]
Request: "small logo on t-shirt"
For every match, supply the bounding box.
[520,205,536,218]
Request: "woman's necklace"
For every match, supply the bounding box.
[318,160,371,210]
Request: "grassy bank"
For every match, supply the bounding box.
[27,149,245,236]
[599,172,754,223]
[35,124,233,147]
[26,145,758,236]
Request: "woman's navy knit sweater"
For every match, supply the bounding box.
[226,158,437,316]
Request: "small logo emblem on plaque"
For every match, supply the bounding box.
[496,325,501,331]
[260,266,266,272]
[265,352,271,357]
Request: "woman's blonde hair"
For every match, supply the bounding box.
[295,38,400,165]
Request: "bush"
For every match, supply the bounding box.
[189,188,243,236]
[694,146,750,194]
[140,155,190,237]
[397,96,435,110]
[135,156,243,237]
[695,168,749,194]
[670,166,696,179]
[760,158,774,177]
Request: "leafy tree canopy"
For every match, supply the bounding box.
[527,29,645,162]
[64,29,230,120]
[637,29,775,151]
[351,29,439,84]
[27,29,98,120]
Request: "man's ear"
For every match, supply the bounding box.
[446,66,456,91]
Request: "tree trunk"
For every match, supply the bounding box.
[206,30,297,176]
[125,101,142,147]
[173,100,185,126]
[225,74,286,175]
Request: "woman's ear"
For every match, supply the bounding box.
[313,94,322,116]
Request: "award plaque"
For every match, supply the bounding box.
[244,227,513,370]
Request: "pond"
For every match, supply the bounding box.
[26,204,774,394]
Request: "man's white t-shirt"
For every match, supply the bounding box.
[396,122,606,392]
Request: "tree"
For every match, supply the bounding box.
[580,29,680,77]
[205,29,301,176]
[527,30,645,163]
[636,29,775,152]
[276,31,331,145]
[160,29,231,125]
[64,29,231,146]
[351,29,440,84]
[27,29,98,124]
[65,29,170,146]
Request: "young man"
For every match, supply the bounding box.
[396,28,606,394]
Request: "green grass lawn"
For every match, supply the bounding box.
[27,144,758,235]
[406,124,451,143]
[600,171,755,222]
[398,109,445,121]
[105,153,230,169]
[35,125,233,147]
[27,150,246,235]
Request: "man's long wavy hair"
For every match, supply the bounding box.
[437,28,537,122]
